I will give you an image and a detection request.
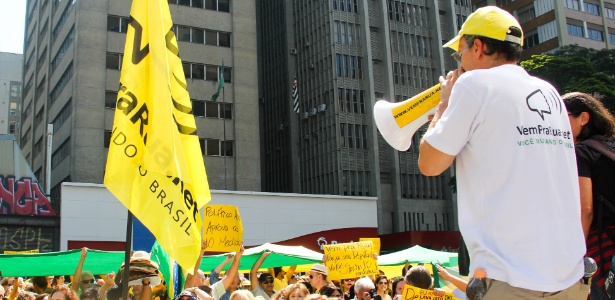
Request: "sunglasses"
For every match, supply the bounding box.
[261,280,274,284]
[342,279,354,282]
[82,279,95,284]
[378,281,388,285]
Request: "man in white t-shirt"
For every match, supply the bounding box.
[418,6,587,299]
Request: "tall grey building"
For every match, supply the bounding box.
[477,0,615,60]
[0,53,23,136]
[20,0,259,204]
[258,0,473,234]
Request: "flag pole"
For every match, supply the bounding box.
[221,62,227,190]
[122,211,133,300]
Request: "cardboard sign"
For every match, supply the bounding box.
[359,238,381,255]
[402,285,460,300]
[203,205,243,252]
[324,241,378,280]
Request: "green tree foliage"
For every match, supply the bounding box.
[521,45,615,113]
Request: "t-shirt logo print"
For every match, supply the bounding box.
[526,89,562,120]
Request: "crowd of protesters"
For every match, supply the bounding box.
[0,246,461,300]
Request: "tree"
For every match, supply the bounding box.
[521,45,615,113]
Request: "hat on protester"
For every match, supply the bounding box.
[310,264,329,276]
[443,6,523,51]
[115,251,162,286]
[258,273,274,282]
[174,291,200,300]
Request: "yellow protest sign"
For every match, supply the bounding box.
[402,285,460,300]
[324,241,378,280]
[4,249,39,254]
[203,205,243,252]
[360,238,381,255]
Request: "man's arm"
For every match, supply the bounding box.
[221,246,244,290]
[283,266,296,283]
[98,272,115,300]
[249,250,271,290]
[210,254,234,285]
[139,278,153,300]
[579,177,593,239]
[185,240,208,289]
[418,69,460,176]
[72,248,88,293]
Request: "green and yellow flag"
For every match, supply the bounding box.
[104,0,210,273]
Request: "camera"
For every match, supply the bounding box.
[369,290,382,300]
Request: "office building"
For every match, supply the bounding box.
[476,0,615,59]
[258,0,473,234]
[0,53,23,136]
[20,0,260,203]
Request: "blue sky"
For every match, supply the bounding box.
[0,2,27,54]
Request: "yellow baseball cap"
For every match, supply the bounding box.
[443,6,523,51]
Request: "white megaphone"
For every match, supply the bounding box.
[373,84,441,151]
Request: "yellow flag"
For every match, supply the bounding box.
[104,0,210,273]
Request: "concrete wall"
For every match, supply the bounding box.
[60,182,377,250]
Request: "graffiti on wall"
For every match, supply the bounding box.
[0,225,55,252]
[0,176,56,216]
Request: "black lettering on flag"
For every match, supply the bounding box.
[129,17,150,64]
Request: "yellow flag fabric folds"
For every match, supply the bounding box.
[104,0,210,273]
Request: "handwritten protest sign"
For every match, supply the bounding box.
[359,238,381,255]
[203,205,243,252]
[402,285,460,300]
[324,241,378,280]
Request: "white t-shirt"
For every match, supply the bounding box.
[423,64,585,292]
[251,285,274,300]
[211,280,227,300]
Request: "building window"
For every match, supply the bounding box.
[523,32,540,49]
[170,0,204,8]
[104,130,112,148]
[567,24,584,37]
[9,121,16,134]
[107,15,130,33]
[23,102,32,121]
[52,0,76,40]
[49,63,74,106]
[192,100,232,118]
[203,0,230,12]
[518,7,536,23]
[105,91,117,108]
[584,2,600,15]
[199,138,233,156]
[106,52,123,70]
[22,127,31,145]
[610,33,615,44]
[606,7,615,19]
[51,138,71,168]
[33,137,43,157]
[51,99,72,133]
[51,26,74,73]
[588,28,604,41]
[565,0,580,10]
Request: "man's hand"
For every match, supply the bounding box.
[104,272,116,286]
[80,247,88,260]
[435,265,452,281]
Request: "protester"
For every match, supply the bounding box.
[435,265,467,293]
[374,276,390,300]
[351,278,373,300]
[563,92,615,300]
[307,265,328,294]
[417,5,587,299]
[339,279,354,300]
[268,267,296,292]
[249,251,276,300]
[79,289,98,300]
[49,286,77,300]
[210,246,244,300]
[389,277,404,300]
[317,285,342,298]
[29,277,49,295]
[71,248,98,295]
[285,283,309,300]
[51,278,65,289]
[228,291,253,300]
